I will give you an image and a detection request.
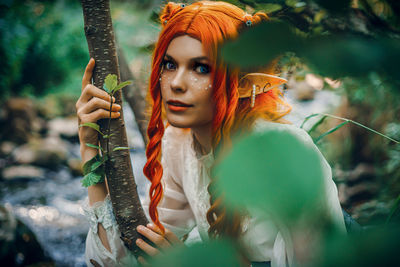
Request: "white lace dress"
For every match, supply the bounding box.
[82,121,346,266]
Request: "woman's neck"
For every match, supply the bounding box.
[191,124,213,155]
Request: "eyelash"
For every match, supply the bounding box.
[162,59,210,74]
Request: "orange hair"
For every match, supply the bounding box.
[143,1,291,236]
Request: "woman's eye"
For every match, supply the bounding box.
[164,60,176,70]
[195,64,210,74]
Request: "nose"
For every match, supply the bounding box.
[170,68,187,93]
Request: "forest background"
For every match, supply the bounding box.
[0,0,399,266]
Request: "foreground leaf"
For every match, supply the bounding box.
[214,128,324,223]
[148,240,241,267]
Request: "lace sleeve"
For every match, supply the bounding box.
[82,195,132,266]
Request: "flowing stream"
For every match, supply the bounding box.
[0,89,340,266]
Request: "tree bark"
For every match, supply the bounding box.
[117,46,148,146]
[80,0,148,258]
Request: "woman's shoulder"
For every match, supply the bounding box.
[252,119,312,145]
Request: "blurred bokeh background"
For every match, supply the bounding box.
[0,0,399,266]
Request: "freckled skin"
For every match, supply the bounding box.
[160,35,214,130]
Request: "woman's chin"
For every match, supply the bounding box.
[167,119,191,129]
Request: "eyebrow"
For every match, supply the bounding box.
[164,54,209,62]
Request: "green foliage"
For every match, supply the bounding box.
[149,239,241,267]
[79,122,103,135]
[315,121,349,144]
[112,146,133,152]
[104,74,118,94]
[214,128,324,222]
[222,21,400,83]
[0,0,89,98]
[302,113,400,145]
[79,76,131,187]
[314,226,400,267]
[104,74,132,95]
[81,154,106,187]
[314,0,351,14]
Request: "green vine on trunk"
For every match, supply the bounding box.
[79,74,132,187]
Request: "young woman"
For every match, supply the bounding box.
[76,1,345,266]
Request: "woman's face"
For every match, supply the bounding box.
[160,35,214,132]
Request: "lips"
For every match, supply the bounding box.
[166,100,193,107]
[166,100,193,112]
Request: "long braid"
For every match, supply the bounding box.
[143,67,166,232]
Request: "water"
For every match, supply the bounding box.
[0,89,340,266]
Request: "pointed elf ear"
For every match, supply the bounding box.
[238,73,287,99]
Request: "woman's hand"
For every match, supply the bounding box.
[136,224,183,265]
[76,58,121,153]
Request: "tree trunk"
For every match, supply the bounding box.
[117,46,148,145]
[80,0,148,258]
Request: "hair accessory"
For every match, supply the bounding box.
[244,13,253,27]
[251,84,256,107]
[164,19,168,24]
[238,73,287,107]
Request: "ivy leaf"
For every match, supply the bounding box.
[81,154,106,187]
[104,74,118,93]
[82,154,103,175]
[81,171,104,187]
[113,146,133,152]
[112,80,132,94]
[79,122,103,135]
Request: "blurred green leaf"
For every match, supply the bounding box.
[221,21,302,68]
[256,3,282,13]
[315,226,400,267]
[149,239,241,267]
[314,0,351,14]
[214,128,324,222]
[386,194,400,224]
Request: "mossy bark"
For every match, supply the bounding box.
[80,0,148,258]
